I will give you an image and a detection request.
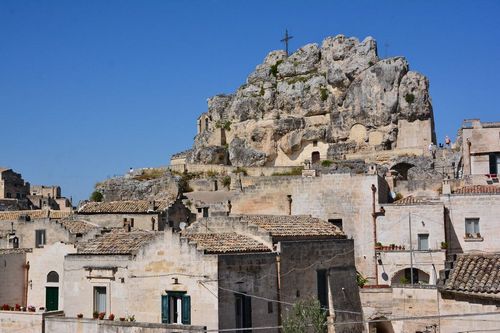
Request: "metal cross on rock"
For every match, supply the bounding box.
[281,29,293,56]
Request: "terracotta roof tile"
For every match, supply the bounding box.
[0,248,32,255]
[78,200,172,214]
[49,211,73,219]
[185,232,271,254]
[453,185,500,195]
[392,196,427,205]
[445,254,500,295]
[59,219,98,235]
[239,215,344,239]
[76,229,157,255]
[0,210,49,221]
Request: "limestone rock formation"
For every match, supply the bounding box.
[95,170,179,202]
[186,35,435,166]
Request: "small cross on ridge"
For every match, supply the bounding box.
[281,29,293,57]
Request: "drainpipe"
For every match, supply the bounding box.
[24,261,30,307]
[371,185,385,285]
[286,195,292,216]
[275,244,282,329]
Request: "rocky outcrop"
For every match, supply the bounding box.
[95,171,179,202]
[187,35,435,166]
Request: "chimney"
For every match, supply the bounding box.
[149,200,156,212]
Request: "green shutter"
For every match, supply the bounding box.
[161,295,169,323]
[181,295,191,324]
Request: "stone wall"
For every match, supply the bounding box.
[26,242,76,311]
[0,218,74,249]
[0,169,29,200]
[445,193,500,254]
[63,230,220,330]
[76,213,164,231]
[230,173,389,283]
[45,316,205,333]
[360,286,500,333]
[0,310,63,333]
[0,252,26,306]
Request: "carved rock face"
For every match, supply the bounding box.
[188,35,434,166]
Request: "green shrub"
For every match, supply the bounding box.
[205,170,219,178]
[356,272,369,288]
[233,167,248,176]
[394,192,403,201]
[269,60,283,77]
[133,168,164,181]
[272,167,303,176]
[321,160,333,167]
[222,176,231,189]
[260,86,265,96]
[405,93,415,104]
[282,298,327,333]
[90,191,103,202]
[320,87,328,102]
[399,276,410,284]
[215,120,231,131]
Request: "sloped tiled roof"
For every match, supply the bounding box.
[0,248,32,255]
[444,254,500,296]
[0,210,72,221]
[49,211,72,219]
[76,229,157,255]
[0,210,49,221]
[59,219,98,235]
[239,215,344,239]
[185,232,271,254]
[453,185,500,195]
[393,196,427,205]
[78,200,172,214]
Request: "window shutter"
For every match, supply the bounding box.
[161,295,169,323]
[181,295,191,324]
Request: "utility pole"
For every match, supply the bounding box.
[409,212,414,284]
[281,29,293,57]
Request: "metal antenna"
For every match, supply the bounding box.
[281,29,294,56]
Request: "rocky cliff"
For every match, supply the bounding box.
[187,35,434,166]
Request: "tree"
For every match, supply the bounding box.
[90,191,103,202]
[282,299,327,333]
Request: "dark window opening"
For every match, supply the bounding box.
[47,271,59,283]
[311,151,320,164]
[94,286,106,313]
[235,293,252,332]
[202,207,209,218]
[317,269,329,314]
[328,219,343,230]
[35,229,46,248]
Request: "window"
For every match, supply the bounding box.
[35,229,46,248]
[235,294,251,332]
[489,153,500,174]
[417,234,429,250]
[202,207,209,218]
[6,192,11,198]
[94,287,106,313]
[313,140,318,147]
[317,269,329,314]
[162,292,190,324]
[328,219,343,230]
[47,271,59,283]
[465,218,480,237]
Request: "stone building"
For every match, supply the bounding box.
[460,119,500,178]
[77,198,194,232]
[373,196,446,286]
[62,214,362,332]
[0,168,30,201]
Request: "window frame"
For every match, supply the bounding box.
[162,292,191,325]
[465,218,480,238]
[417,233,429,251]
[35,229,46,248]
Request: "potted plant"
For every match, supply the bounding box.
[15,304,21,311]
[77,313,83,319]
[93,311,99,319]
[127,314,135,322]
[28,305,36,312]
[108,313,115,321]
[375,242,382,249]
[119,317,126,321]
[441,242,448,249]
[1,304,10,311]
[98,312,106,320]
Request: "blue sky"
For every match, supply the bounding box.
[1,0,499,203]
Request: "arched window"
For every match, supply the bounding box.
[47,271,59,283]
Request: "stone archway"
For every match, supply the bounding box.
[390,162,415,180]
[391,268,430,285]
[311,151,320,164]
[369,317,395,333]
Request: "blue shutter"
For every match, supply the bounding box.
[161,295,169,323]
[181,295,191,324]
